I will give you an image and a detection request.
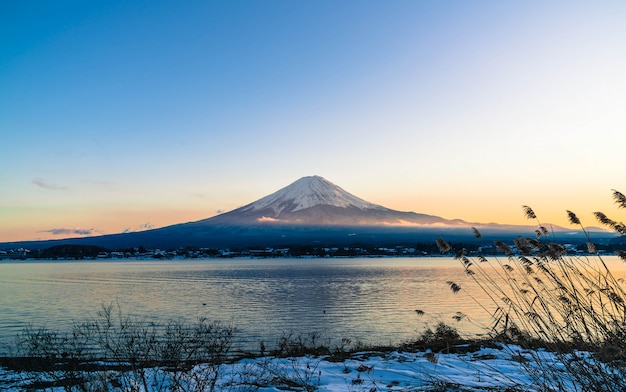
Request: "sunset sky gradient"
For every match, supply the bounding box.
[2,1,626,242]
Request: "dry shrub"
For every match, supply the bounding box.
[12,303,233,391]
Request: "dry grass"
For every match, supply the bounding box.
[438,189,626,391]
[9,303,234,391]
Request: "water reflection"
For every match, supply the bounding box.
[2,257,624,352]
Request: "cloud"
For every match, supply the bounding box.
[257,216,280,223]
[32,178,68,190]
[40,228,96,236]
[122,222,155,233]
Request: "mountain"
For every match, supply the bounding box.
[198,175,466,226]
[0,176,616,251]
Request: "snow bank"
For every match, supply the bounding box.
[0,343,592,391]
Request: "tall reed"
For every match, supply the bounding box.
[438,190,626,391]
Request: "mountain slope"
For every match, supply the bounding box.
[244,175,382,213]
[202,175,465,226]
[2,175,613,251]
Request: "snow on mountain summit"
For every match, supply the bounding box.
[203,175,461,226]
[241,175,384,215]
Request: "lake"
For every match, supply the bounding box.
[1,256,624,353]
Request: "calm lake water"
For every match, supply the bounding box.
[1,256,625,353]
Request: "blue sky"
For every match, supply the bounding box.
[2,1,626,241]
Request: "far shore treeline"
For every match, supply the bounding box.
[2,239,624,261]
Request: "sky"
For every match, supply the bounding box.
[2,0,626,242]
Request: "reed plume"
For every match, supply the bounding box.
[441,189,626,391]
[566,210,581,225]
[594,189,626,234]
[613,189,626,208]
[436,238,451,254]
[522,205,536,220]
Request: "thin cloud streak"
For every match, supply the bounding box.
[40,228,96,236]
[32,178,68,190]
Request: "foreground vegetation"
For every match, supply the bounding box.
[436,189,626,391]
[1,304,233,391]
[3,190,626,391]
[1,309,543,392]
[0,304,488,391]
[1,311,623,391]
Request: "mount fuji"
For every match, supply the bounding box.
[201,175,465,227]
[1,176,608,251]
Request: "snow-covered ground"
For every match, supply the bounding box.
[0,343,593,391]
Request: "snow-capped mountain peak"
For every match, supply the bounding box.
[241,175,384,215]
[205,175,459,226]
